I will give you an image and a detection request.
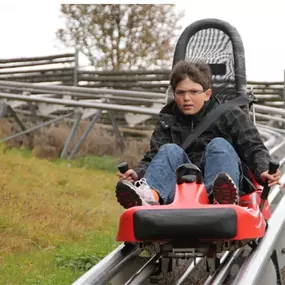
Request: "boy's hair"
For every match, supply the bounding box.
[170,61,212,91]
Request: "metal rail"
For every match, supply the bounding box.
[124,254,160,285]
[256,124,285,135]
[203,174,285,285]
[71,243,142,285]
[176,130,285,285]
[70,137,284,285]
[203,148,285,285]
[204,250,243,285]
[0,91,160,115]
[0,81,284,116]
[188,138,285,285]
[0,80,166,99]
[232,171,285,285]
[0,80,284,285]
[254,104,285,116]
[175,257,204,285]
[0,83,166,104]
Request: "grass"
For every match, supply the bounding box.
[0,145,123,285]
[56,155,119,173]
[5,147,120,173]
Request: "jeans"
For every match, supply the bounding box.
[144,138,242,204]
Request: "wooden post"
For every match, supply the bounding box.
[73,48,79,86]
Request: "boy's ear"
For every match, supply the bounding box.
[204,88,212,101]
[166,85,174,103]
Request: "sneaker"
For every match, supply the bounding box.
[212,173,239,204]
[116,178,159,209]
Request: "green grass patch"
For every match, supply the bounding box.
[2,145,120,172]
[0,233,119,285]
[57,155,119,172]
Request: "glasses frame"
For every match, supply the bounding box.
[173,89,206,97]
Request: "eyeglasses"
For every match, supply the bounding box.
[174,89,205,97]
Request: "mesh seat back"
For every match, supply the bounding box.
[169,18,250,112]
[185,28,236,103]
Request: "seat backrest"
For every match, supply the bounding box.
[168,18,251,113]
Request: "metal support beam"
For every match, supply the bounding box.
[28,102,38,124]
[68,109,102,159]
[6,105,26,131]
[108,111,126,152]
[60,108,82,159]
[0,91,160,116]
[0,102,7,118]
[0,112,73,143]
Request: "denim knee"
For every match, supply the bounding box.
[205,138,236,155]
[158,143,184,157]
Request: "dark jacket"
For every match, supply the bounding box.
[134,97,271,187]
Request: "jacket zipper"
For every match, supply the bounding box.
[191,120,194,132]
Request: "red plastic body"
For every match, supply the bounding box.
[116,180,271,242]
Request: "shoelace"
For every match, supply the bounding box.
[134,178,148,188]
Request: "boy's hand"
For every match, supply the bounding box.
[117,169,138,183]
[260,169,283,188]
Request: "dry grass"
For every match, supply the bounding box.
[0,145,125,284]
[0,145,122,257]
[0,118,150,168]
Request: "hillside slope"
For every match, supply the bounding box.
[0,147,122,285]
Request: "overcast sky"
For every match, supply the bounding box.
[1,0,284,81]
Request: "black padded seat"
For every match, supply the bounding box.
[133,208,237,241]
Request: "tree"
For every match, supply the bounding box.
[57,4,184,70]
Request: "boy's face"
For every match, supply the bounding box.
[174,77,212,115]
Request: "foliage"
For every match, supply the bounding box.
[57,4,184,69]
[55,253,101,272]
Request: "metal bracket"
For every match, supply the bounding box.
[206,257,220,274]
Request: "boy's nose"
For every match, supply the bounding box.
[184,94,192,101]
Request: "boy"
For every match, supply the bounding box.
[116,61,281,208]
